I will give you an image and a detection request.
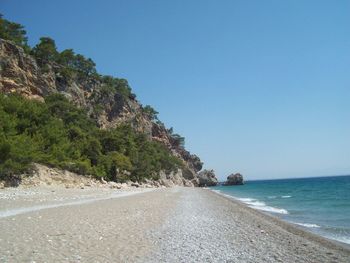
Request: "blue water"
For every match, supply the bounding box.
[211,175,350,244]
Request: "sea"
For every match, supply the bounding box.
[211,175,350,245]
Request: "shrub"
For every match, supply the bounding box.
[0,93,183,182]
[143,105,158,120]
[0,14,30,52]
[31,37,58,66]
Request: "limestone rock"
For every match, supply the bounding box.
[109,182,121,189]
[182,168,196,180]
[198,169,218,187]
[225,173,244,186]
[131,182,140,188]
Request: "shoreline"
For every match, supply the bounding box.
[1,186,350,262]
[207,188,350,252]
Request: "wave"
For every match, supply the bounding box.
[293,222,321,228]
[248,203,289,214]
[330,236,350,245]
[281,195,292,198]
[236,197,256,202]
[211,190,288,215]
[236,197,288,214]
[292,223,350,244]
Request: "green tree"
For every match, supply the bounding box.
[32,37,58,66]
[58,49,76,66]
[74,54,96,77]
[0,14,29,51]
[143,105,159,120]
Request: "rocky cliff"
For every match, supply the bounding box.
[0,38,214,187]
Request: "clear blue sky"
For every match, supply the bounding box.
[2,0,349,180]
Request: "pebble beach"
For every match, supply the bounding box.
[0,186,349,262]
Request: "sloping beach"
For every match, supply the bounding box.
[0,187,349,263]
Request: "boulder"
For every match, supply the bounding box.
[197,169,218,187]
[183,179,194,187]
[131,182,140,188]
[182,167,196,180]
[159,179,174,188]
[109,182,121,189]
[191,178,200,187]
[120,183,128,189]
[225,173,244,186]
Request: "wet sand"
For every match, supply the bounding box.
[0,187,349,262]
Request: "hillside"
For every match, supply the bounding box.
[0,15,217,187]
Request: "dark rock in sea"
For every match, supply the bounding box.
[224,173,244,186]
[198,169,218,187]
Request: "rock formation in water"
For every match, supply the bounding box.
[224,173,244,186]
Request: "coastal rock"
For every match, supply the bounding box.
[120,183,128,189]
[159,178,174,187]
[109,182,121,189]
[198,169,218,187]
[225,173,244,186]
[182,168,196,180]
[131,182,140,188]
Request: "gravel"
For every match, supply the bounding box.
[0,186,349,262]
[145,188,350,263]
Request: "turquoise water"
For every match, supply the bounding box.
[211,175,350,244]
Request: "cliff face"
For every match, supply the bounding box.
[0,38,210,186]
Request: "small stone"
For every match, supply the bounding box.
[131,182,140,188]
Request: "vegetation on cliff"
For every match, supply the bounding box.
[0,93,182,181]
[0,15,185,182]
[0,14,29,52]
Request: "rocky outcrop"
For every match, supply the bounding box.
[0,163,195,189]
[224,173,244,186]
[198,170,218,187]
[0,38,217,186]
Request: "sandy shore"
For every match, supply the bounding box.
[0,187,349,262]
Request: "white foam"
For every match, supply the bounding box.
[294,222,321,228]
[281,195,292,198]
[330,236,350,245]
[237,198,289,214]
[210,190,289,215]
[249,204,289,214]
[237,197,256,202]
[245,200,266,207]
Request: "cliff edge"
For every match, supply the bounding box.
[0,37,216,187]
